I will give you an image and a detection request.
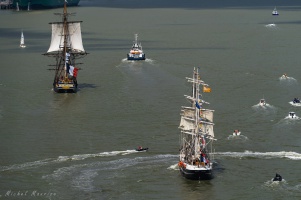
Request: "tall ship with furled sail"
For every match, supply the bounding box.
[178,67,216,180]
[44,0,87,93]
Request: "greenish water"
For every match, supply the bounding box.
[1,0,301,199]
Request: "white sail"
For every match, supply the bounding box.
[181,107,195,118]
[199,123,214,137]
[179,116,195,131]
[20,32,24,45]
[200,109,214,122]
[20,31,26,48]
[47,22,85,53]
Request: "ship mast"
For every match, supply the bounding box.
[194,68,200,158]
[63,1,68,78]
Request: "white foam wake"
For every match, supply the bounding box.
[0,150,139,172]
[214,151,301,160]
[265,23,278,29]
[289,101,301,107]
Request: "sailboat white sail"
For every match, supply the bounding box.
[16,2,19,11]
[178,67,216,180]
[272,7,279,15]
[20,31,26,48]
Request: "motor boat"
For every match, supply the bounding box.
[273,173,282,182]
[232,130,241,136]
[259,99,266,106]
[288,112,298,119]
[135,146,149,152]
[293,98,300,104]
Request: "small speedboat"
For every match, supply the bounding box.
[259,99,266,106]
[232,130,241,136]
[273,173,282,182]
[288,112,297,119]
[293,98,301,104]
[281,74,288,79]
[135,147,149,152]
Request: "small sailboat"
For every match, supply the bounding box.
[44,1,87,93]
[16,2,19,11]
[20,31,26,48]
[272,7,279,15]
[178,67,215,180]
[127,34,146,61]
[27,1,30,11]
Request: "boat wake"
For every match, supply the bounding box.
[121,58,154,63]
[0,150,140,172]
[264,179,287,188]
[289,101,301,107]
[167,163,179,170]
[279,76,297,85]
[284,115,300,120]
[252,103,275,110]
[227,135,248,141]
[265,23,278,29]
[214,151,301,160]
[263,179,301,194]
[41,154,177,192]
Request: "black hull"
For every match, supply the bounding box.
[54,88,77,93]
[135,147,149,152]
[179,167,213,180]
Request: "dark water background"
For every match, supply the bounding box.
[1,0,301,199]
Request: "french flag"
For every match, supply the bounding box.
[69,66,79,78]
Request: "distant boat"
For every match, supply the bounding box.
[288,112,298,119]
[259,98,266,106]
[44,1,87,93]
[16,2,19,11]
[272,7,279,15]
[272,173,282,182]
[127,34,146,61]
[135,146,149,152]
[232,130,241,136]
[20,31,26,48]
[281,73,288,79]
[293,98,301,104]
[178,67,215,180]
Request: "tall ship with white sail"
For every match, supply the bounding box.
[178,67,215,180]
[44,1,87,93]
